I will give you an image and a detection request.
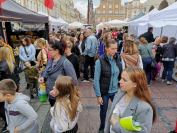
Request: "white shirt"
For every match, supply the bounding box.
[50,101,82,133]
[78,41,83,55]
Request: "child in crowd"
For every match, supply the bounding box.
[50,76,82,133]
[0,79,38,133]
[24,61,39,98]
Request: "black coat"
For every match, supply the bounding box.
[0,60,20,85]
[66,54,80,78]
[140,32,155,43]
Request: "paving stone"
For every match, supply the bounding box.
[0,73,177,133]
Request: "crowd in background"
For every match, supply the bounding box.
[0,26,176,133]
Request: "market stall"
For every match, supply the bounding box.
[0,0,49,46]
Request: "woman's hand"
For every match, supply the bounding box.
[110,114,119,126]
[38,77,44,83]
[97,96,103,105]
[50,87,59,97]
[14,127,18,133]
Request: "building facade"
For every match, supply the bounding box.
[125,0,145,19]
[13,0,85,23]
[95,0,126,24]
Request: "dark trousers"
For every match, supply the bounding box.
[83,55,95,80]
[0,102,7,127]
[142,57,152,85]
[99,93,115,131]
[162,61,175,81]
[63,124,78,133]
[49,98,56,107]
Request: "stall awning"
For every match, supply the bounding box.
[0,0,48,23]
[0,15,22,21]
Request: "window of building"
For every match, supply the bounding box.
[102,18,105,22]
[115,10,119,14]
[109,4,112,8]
[102,10,105,14]
[30,1,33,9]
[109,10,113,14]
[103,5,105,8]
[115,4,118,8]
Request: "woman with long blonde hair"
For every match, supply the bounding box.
[0,46,15,77]
[50,76,82,133]
[0,46,16,132]
[35,38,48,72]
[105,67,156,133]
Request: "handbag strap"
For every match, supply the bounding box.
[23,46,29,57]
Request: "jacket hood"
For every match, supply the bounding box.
[12,93,30,104]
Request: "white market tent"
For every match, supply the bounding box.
[68,22,84,29]
[105,19,128,27]
[96,22,110,30]
[149,2,177,21]
[137,2,177,38]
[130,9,159,24]
[38,12,68,25]
[128,9,159,36]
[96,22,105,30]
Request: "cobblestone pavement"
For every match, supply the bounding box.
[42,80,177,133]
[0,74,177,133]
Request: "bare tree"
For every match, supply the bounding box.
[158,0,169,10]
[149,5,155,12]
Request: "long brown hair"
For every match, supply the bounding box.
[55,76,80,121]
[124,67,156,123]
[124,40,139,55]
[139,37,148,45]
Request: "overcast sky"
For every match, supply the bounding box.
[74,0,101,17]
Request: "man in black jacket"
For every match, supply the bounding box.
[139,27,155,43]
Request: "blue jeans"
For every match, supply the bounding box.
[142,57,152,85]
[162,61,175,81]
[99,93,115,130]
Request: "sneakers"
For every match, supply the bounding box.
[167,81,173,85]
[98,129,104,133]
[1,126,8,133]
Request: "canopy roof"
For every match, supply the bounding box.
[149,2,177,21]
[105,19,127,27]
[129,9,159,24]
[68,22,84,29]
[128,12,145,21]
[0,15,22,21]
[0,0,48,23]
[38,11,68,25]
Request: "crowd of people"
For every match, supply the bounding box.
[0,26,176,133]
